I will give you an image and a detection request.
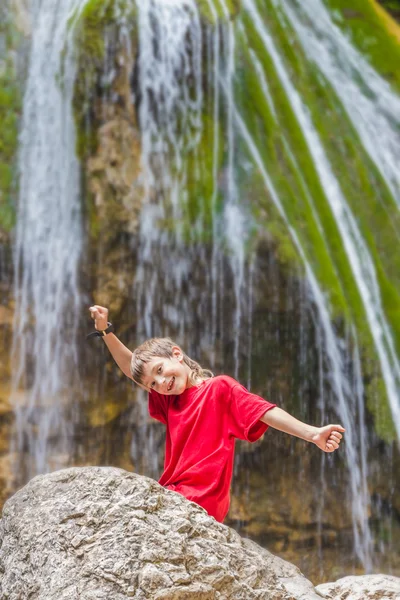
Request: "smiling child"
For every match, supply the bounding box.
[89,304,345,522]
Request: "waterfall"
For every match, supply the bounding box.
[133,0,253,373]
[10,0,86,478]
[280,0,400,209]
[236,0,400,568]
[134,0,204,342]
[128,0,259,477]
[7,0,400,579]
[233,98,373,568]
[275,0,400,440]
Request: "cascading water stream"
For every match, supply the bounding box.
[134,0,204,343]
[218,0,247,379]
[233,100,373,569]
[238,0,400,567]
[133,0,254,369]
[275,0,400,439]
[279,0,400,211]
[131,0,208,469]
[130,0,258,468]
[10,0,86,478]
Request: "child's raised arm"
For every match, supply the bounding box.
[260,407,345,453]
[89,305,133,380]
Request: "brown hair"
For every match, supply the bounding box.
[130,337,213,389]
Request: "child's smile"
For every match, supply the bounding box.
[142,350,193,395]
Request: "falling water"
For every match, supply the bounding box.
[129,0,259,471]
[133,0,254,373]
[134,0,204,341]
[238,0,400,568]
[279,0,400,209]
[131,0,206,469]
[233,97,373,567]
[10,0,86,478]
[277,0,400,438]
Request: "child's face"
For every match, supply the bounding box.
[140,347,192,395]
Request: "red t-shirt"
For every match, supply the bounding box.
[148,374,276,522]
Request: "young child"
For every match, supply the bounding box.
[89,304,345,523]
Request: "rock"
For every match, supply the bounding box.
[86,115,143,242]
[316,574,400,599]
[0,452,18,508]
[0,466,324,599]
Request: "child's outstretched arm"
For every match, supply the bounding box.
[260,407,345,453]
[89,305,133,380]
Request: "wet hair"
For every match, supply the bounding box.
[130,337,213,389]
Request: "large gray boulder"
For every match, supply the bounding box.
[0,466,324,599]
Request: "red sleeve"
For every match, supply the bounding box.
[228,381,276,442]
[148,390,168,425]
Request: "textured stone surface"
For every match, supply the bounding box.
[0,466,324,599]
[316,573,400,599]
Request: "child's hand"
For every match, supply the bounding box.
[312,425,345,453]
[89,305,109,331]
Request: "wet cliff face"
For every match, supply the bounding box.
[1,0,400,584]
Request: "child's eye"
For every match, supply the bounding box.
[158,365,163,374]
[151,381,155,388]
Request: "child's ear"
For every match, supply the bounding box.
[171,346,183,361]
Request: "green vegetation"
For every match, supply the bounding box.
[0,11,21,235]
[0,64,20,233]
[180,114,225,244]
[69,0,138,159]
[326,0,400,92]
[197,0,241,24]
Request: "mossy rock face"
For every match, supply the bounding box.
[0,3,23,239]
[70,0,142,238]
[70,0,138,160]
[69,0,144,314]
[326,0,400,91]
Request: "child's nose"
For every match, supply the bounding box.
[155,375,166,386]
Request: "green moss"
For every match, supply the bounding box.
[367,375,397,441]
[325,0,400,92]
[69,0,138,159]
[196,0,241,24]
[0,12,22,235]
[237,15,356,319]
[69,0,141,246]
[181,115,225,243]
